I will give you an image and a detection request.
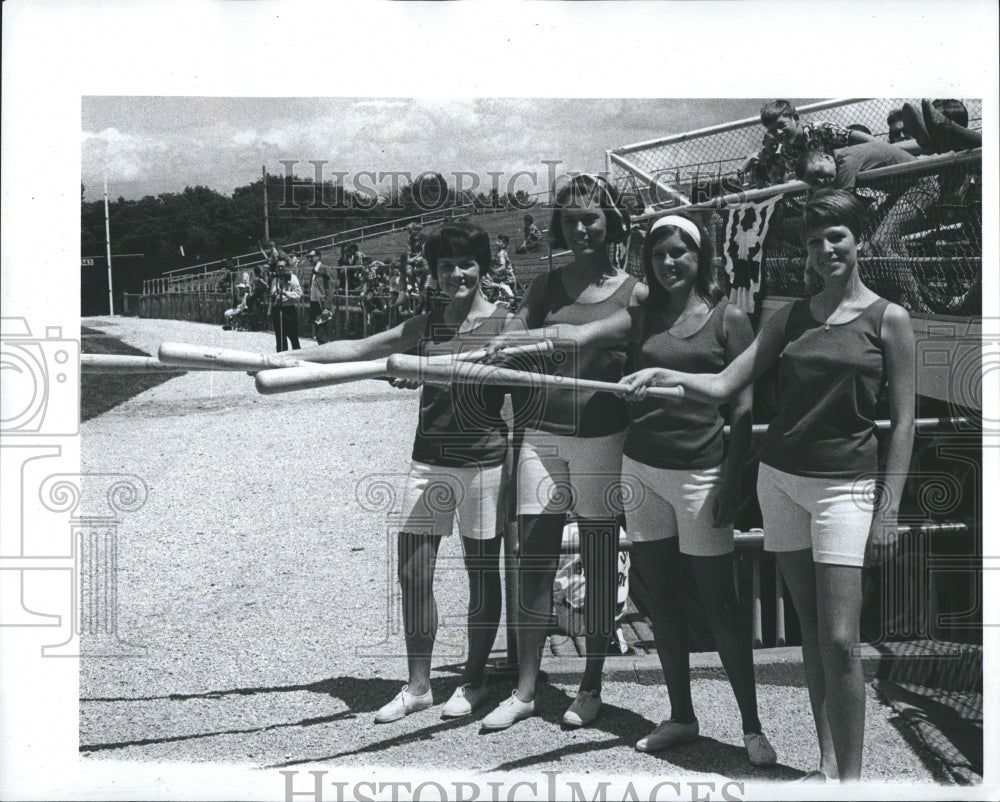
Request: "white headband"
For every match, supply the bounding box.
[649,215,702,248]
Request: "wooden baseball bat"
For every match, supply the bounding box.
[158,342,316,372]
[81,354,190,373]
[255,359,390,394]
[385,354,685,400]
[252,340,555,395]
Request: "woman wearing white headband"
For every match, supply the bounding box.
[623,191,915,782]
[481,173,645,731]
[483,207,776,766]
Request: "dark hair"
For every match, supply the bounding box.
[523,214,534,224]
[847,123,872,135]
[803,188,868,241]
[423,221,493,279]
[933,98,968,128]
[641,212,722,309]
[760,100,797,127]
[497,234,510,246]
[887,108,904,125]
[548,174,630,252]
[795,148,828,181]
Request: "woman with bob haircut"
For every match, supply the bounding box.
[480,173,646,730]
[622,189,915,782]
[293,221,515,725]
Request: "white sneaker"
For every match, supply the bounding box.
[373,685,433,723]
[481,691,535,730]
[562,689,602,727]
[635,718,700,752]
[441,683,488,719]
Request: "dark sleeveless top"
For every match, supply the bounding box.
[411,306,509,468]
[759,297,890,479]
[517,268,638,437]
[624,300,730,469]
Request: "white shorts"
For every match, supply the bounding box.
[757,463,876,567]
[393,460,505,541]
[621,456,733,557]
[517,429,626,518]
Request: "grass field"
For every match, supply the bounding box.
[80,326,186,422]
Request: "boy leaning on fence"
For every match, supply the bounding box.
[755,100,874,177]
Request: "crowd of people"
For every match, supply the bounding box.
[224,222,522,348]
[280,153,918,782]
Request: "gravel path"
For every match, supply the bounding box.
[78,316,948,792]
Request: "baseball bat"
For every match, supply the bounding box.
[255,359,390,394]
[252,340,555,395]
[81,354,190,373]
[385,354,685,400]
[158,342,316,372]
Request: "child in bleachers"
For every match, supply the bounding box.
[756,100,873,177]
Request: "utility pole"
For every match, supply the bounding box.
[104,173,114,315]
[262,165,270,241]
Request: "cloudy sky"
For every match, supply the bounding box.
[81,97,819,201]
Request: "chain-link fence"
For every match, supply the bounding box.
[609,98,983,205]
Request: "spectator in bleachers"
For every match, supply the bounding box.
[388,263,408,327]
[756,100,874,177]
[260,239,288,270]
[407,222,426,257]
[482,234,516,303]
[222,281,250,329]
[887,108,909,144]
[515,214,543,254]
[795,142,939,256]
[795,141,916,192]
[307,249,331,339]
[902,99,982,154]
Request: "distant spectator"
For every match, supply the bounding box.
[902,99,982,154]
[307,250,331,339]
[796,142,938,255]
[756,99,874,176]
[482,234,516,302]
[515,214,543,254]
[407,223,426,257]
[339,242,366,296]
[222,282,250,328]
[269,257,302,352]
[887,108,909,143]
[260,239,288,270]
[247,266,268,312]
[388,265,407,327]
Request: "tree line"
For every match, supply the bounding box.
[81,173,536,286]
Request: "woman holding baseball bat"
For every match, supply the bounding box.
[292,221,514,723]
[621,190,916,782]
[480,174,646,730]
[483,208,776,765]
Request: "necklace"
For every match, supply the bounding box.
[819,296,851,331]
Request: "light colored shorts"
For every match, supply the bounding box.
[757,463,876,567]
[393,460,505,541]
[621,456,733,557]
[517,429,626,518]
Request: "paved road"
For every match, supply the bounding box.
[78,316,953,797]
